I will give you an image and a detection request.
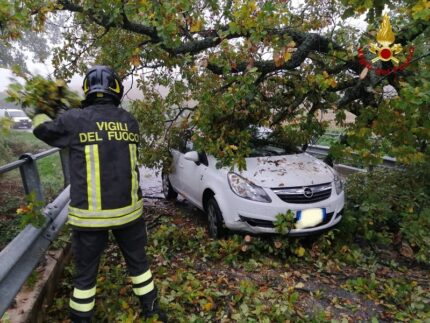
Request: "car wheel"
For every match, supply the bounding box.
[162,173,178,200]
[206,197,227,238]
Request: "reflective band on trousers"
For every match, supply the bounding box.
[133,281,155,296]
[70,299,95,312]
[129,144,139,205]
[68,203,143,228]
[73,286,96,299]
[85,144,101,211]
[69,199,143,218]
[131,270,152,284]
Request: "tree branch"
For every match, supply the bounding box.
[57,1,342,59]
[207,32,341,75]
[270,93,307,126]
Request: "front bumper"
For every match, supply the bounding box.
[13,121,32,129]
[238,210,343,236]
[217,184,345,236]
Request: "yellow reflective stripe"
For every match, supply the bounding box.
[83,79,89,93]
[109,79,121,93]
[85,145,93,210]
[69,299,95,312]
[129,144,139,204]
[93,145,102,209]
[73,286,96,299]
[85,145,101,211]
[68,205,142,228]
[133,281,155,296]
[33,114,52,127]
[69,199,143,218]
[131,270,152,285]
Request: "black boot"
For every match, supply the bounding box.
[140,290,167,322]
[70,312,92,323]
[142,304,168,322]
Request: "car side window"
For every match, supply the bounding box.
[184,139,209,166]
[198,152,209,166]
[174,130,209,166]
[176,130,192,153]
[178,138,187,153]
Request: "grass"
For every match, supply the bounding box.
[1,130,50,161]
[38,154,64,199]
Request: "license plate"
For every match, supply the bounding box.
[295,208,326,229]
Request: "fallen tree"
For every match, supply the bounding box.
[0,0,429,168]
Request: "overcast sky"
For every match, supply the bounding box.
[0,62,84,93]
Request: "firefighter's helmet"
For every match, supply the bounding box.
[82,65,123,103]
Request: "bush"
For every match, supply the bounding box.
[339,164,430,263]
[400,208,430,264]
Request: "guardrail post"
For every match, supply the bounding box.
[19,153,44,202]
[59,148,70,188]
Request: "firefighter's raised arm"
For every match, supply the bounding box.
[33,111,72,148]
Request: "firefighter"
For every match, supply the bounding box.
[32,66,167,322]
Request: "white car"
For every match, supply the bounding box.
[163,131,344,238]
[0,109,32,129]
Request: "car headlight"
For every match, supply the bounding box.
[334,174,343,195]
[228,172,272,203]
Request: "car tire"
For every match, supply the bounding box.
[162,173,178,200]
[206,197,227,238]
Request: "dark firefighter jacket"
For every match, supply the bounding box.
[33,103,143,230]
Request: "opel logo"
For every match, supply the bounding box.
[303,187,313,198]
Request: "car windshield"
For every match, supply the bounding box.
[176,127,301,157]
[249,143,300,157]
[249,129,301,157]
[8,110,26,117]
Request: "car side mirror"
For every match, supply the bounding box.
[184,151,200,164]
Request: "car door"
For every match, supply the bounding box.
[178,140,207,208]
[168,147,183,192]
[168,131,194,194]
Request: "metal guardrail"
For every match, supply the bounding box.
[0,148,71,316]
[306,144,397,170]
[306,144,334,159]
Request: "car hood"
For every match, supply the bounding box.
[239,153,334,188]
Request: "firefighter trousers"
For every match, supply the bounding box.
[69,217,157,320]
